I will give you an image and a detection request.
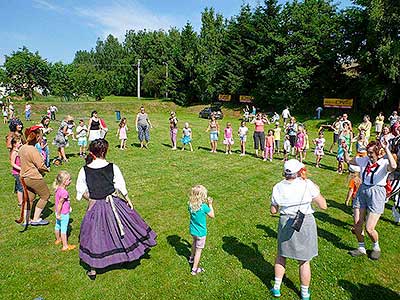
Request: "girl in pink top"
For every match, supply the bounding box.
[223,122,234,154]
[264,130,275,161]
[54,171,76,251]
[10,136,23,207]
[295,125,305,162]
[116,117,128,150]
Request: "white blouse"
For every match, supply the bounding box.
[76,158,128,200]
[271,178,320,216]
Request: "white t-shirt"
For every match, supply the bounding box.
[282,109,290,119]
[355,156,390,186]
[283,140,291,152]
[271,178,320,216]
[76,125,88,138]
[238,126,248,137]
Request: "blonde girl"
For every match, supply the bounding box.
[10,136,23,207]
[53,171,76,251]
[116,117,128,150]
[188,185,215,275]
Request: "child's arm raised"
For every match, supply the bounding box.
[207,197,215,218]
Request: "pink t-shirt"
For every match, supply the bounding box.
[11,154,21,175]
[265,135,274,147]
[254,120,265,132]
[224,127,233,139]
[55,187,71,215]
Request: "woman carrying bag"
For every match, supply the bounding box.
[269,159,327,300]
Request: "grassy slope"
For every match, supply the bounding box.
[0,96,399,300]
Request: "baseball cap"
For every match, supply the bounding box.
[284,159,305,175]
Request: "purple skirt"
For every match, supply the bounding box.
[79,197,157,269]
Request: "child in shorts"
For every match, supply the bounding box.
[238,121,248,156]
[76,119,88,157]
[188,185,215,275]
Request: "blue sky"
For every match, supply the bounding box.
[0,0,353,65]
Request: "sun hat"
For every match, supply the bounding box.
[284,159,305,175]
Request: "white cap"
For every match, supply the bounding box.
[348,164,361,173]
[284,159,305,175]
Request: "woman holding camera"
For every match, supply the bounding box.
[270,159,326,300]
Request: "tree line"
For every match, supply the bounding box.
[1,0,399,113]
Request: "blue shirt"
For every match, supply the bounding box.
[189,203,211,237]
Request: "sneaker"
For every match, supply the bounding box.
[270,288,281,297]
[87,270,96,280]
[370,249,381,260]
[188,256,194,264]
[348,248,366,257]
[30,218,49,226]
[62,244,76,251]
[302,293,311,300]
[191,267,204,275]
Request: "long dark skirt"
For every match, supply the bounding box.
[79,197,157,269]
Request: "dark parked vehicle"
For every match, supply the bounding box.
[199,105,223,119]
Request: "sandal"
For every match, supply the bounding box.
[61,244,76,251]
[191,267,204,276]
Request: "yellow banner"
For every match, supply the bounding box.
[239,95,254,103]
[218,94,231,102]
[323,98,353,108]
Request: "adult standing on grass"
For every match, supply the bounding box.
[282,106,291,125]
[270,159,326,300]
[286,117,298,156]
[252,113,269,157]
[6,118,25,150]
[18,125,50,226]
[49,105,58,120]
[25,102,32,121]
[374,112,385,137]
[344,140,396,260]
[88,111,104,142]
[135,106,153,149]
[206,114,219,153]
[76,139,157,279]
[328,117,341,153]
[169,111,178,150]
[358,115,372,142]
[53,115,72,163]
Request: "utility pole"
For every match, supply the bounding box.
[137,59,141,100]
[164,62,168,99]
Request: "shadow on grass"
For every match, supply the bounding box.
[326,199,352,214]
[338,280,400,300]
[317,227,353,251]
[79,252,151,275]
[166,235,191,261]
[130,142,142,148]
[314,211,350,228]
[256,224,277,239]
[222,236,299,295]
[162,143,173,149]
[303,160,337,172]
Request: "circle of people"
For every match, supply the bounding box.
[3,101,399,299]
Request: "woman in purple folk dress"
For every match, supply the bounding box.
[76,139,157,279]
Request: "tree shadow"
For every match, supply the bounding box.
[166,235,191,261]
[314,211,350,228]
[338,280,400,300]
[222,236,299,295]
[256,224,277,239]
[317,227,353,251]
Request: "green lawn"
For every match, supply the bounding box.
[0,97,399,300]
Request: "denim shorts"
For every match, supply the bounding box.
[13,174,23,193]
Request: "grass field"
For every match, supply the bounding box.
[0,96,399,300]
